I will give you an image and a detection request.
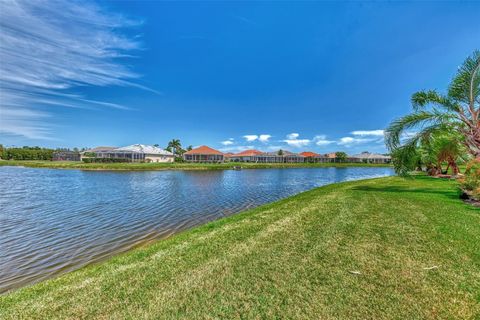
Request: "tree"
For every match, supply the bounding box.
[432,133,467,175]
[278,149,284,156]
[386,50,480,158]
[335,152,347,162]
[390,130,467,176]
[167,139,182,156]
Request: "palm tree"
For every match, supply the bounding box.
[167,139,182,156]
[386,50,480,158]
[391,130,467,176]
[433,133,467,175]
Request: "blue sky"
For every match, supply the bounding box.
[1,1,479,154]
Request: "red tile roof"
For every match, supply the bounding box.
[234,149,263,156]
[223,152,235,157]
[184,145,224,155]
[300,151,319,157]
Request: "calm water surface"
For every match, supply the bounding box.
[0,166,394,293]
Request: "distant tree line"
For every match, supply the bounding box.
[0,145,55,160]
[0,145,89,161]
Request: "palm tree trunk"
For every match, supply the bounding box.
[448,157,460,175]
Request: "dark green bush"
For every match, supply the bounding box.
[3,147,54,160]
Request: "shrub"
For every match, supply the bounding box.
[458,159,480,199]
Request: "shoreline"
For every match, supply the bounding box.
[1,175,478,319]
[0,160,391,171]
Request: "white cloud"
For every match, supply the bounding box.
[351,130,385,137]
[313,135,335,146]
[258,134,271,142]
[0,0,147,139]
[243,135,258,142]
[286,133,299,140]
[221,139,234,146]
[338,137,374,146]
[282,133,310,148]
[284,139,310,148]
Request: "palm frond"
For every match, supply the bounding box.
[448,50,480,106]
[384,111,449,151]
[411,90,461,113]
[390,125,456,176]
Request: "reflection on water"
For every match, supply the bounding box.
[0,166,393,293]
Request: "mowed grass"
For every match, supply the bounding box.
[0,160,390,171]
[1,176,479,319]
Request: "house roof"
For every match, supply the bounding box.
[258,150,304,157]
[116,144,174,156]
[300,151,319,157]
[234,149,263,156]
[351,152,391,159]
[184,145,224,155]
[83,146,117,153]
[223,152,235,157]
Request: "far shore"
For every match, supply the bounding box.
[0,160,392,171]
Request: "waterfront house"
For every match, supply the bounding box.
[81,145,174,162]
[351,152,391,164]
[183,145,224,163]
[52,151,81,161]
[229,149,263,162]
[254,150,305,163]
[80,146,117,161]
[116,144,175,163]
[300,151,319,163]
[223,152,235,160]
[321,152,358,163]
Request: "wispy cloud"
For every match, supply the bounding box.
[338,137,373,146]
[313,135,335,146]
[283,133,310,148]
[0,0,147,140]
[336,129,385,147]
[286,133,300,140]
[351,130,385,137]
[233,15,257,26]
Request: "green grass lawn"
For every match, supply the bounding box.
[0,160,390,170]
[1,176,479,319]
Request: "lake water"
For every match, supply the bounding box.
[0,166,394,293]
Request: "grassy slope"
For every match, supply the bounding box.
[1,176,479,319]
[0,160,390,171]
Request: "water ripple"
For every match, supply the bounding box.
[0,166,394,293]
